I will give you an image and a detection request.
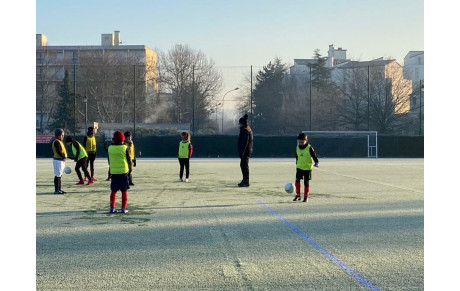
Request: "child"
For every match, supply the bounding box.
[51,128,67,194]
[82,127,97,182]
[65,136,92,185]
[178,131,193,182]
[107,131,132,213]
[293,133,319,202]
[124,131,136,186]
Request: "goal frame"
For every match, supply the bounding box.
[302,131,378,158]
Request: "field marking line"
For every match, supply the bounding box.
[316,168,423,194]
[257,200,381,291]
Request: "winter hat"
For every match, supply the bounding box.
[54,128,64,137]
[65,136,73,143]
[238,114,248,125]
[87,127,94,135]
[124,131,132,138]
[113,131,125,143]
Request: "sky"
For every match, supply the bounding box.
[34,0,425,113]
[36,0,423,67]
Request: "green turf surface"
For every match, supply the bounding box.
[36,158,423,290]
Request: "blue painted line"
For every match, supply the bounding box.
[257,200,380,291]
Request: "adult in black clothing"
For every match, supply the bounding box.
[237,114,253,187]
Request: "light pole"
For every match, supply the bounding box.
[419,80,424,136]
[84,89,88,131]
[221,87,239,134]
[215,102,222,131]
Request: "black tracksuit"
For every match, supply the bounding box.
[238,124,253,182]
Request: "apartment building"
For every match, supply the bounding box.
[290,45,412,114]
[36,31,157,132]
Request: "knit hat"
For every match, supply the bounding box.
[87,127,94,135]
[54,128,64,137]
[238,114,248,125]
[113,131,125,143]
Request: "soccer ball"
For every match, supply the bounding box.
[64,166,72,174]
[284,182,294,194]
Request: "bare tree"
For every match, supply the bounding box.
[77,50,156,124]
[36,50,61,132]
[336,66,369,130]
[335,60,412,133]
[157,45,223,132]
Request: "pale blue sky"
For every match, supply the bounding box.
[36,0,424,66]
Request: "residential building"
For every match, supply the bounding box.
[36,31,157,132]
[332,58,412,114]
[403,51,424,133]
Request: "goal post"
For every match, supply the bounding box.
[302,131,378,158]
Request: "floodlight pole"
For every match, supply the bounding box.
[84,89,88,130]
[133,64,136,138]
[367,65,370,131]
[73,51,78,137]
[419,80,424,136]
[309,65,312,131]
[250,65,253,126]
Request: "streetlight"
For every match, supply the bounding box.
[221,87,239,134]
[215,102,222,131]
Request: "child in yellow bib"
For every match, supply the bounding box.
[65,136,92,185]
[293,133,319,202]
[177,132,193,182]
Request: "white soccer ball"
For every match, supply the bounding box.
[284,182,294,194]
[64,166,72,174]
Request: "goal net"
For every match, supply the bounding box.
[302,131,378,158]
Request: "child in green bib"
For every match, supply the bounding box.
[177,132,193,182]
[293,133,319,202]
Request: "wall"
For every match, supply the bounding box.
[37,135,424,158]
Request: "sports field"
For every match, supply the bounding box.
[36,158,424,290]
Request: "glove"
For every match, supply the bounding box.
[133,159,137,167]
[314,162,319,168]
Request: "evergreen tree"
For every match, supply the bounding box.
[310,49,332,89]
[50,70,76,133]
[252,58,287,134]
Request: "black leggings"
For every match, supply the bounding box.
[87,152,96,177]
[178,158,190,179]
[76,157,91,181]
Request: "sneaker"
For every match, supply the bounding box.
[177,178,183,182]
[59,190,66,194]
[86,179,94,185]
[121,209,128,213]
[109,208,117,213]
[129,182,135,186]
[54,190,64,194]
[238,180,250,187]
[184,178,189,182]
[303,197,308,203]
[92,177,98,181]
[75,180,84,185]
[105,177,111,181]
[293,195,300,201]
